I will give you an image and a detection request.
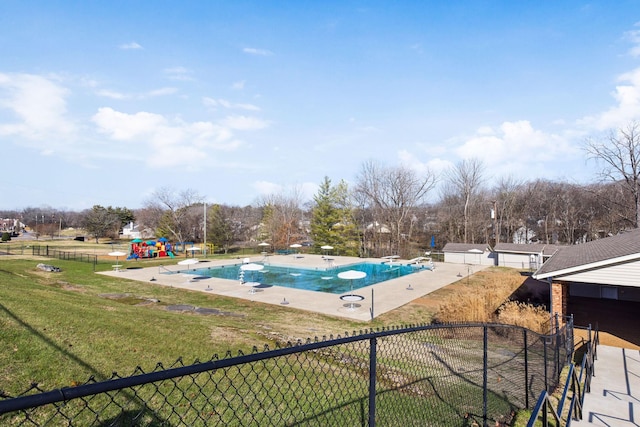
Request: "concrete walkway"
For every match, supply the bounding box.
[99,254,486,322]
[572,345,640,426]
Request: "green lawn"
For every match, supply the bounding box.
[0,254,544,425]
[0,257,367,395]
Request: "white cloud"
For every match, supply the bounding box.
[243,47,273,56]
[250,181,317,201]
[202,97,260,111]
[397,149,452,177]
[119,42,143,50]
[221,115,271,130]
[232,80,245,90]
[578,66,640,130]
[235,103,260,111]
[147,87,178,97]
[95,87,177,100]
[253,180,283,195]
[91,107,259,169]
[92,107,165,140]
[624,23,640,57]
[0,72,76,140]
[300,181,319,201]
[454,120,576,179]
[95,89,129,99]
[164,67,194,81]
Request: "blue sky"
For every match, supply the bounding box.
[2,1,640,210]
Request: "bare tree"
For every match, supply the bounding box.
[256,187,304,249]
[444,158,485,243]
[585,121,640,228]
[355,160,437,257]
[492,176,523,245]
[437,181,465,243]
[144,187,204,243]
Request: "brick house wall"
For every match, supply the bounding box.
[551,281,568,318]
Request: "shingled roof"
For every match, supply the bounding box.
[494,243,564,256]
[533,228,640,279]
[442,243,491,253]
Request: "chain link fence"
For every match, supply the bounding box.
[0,245,99,269]
[0,321,572,426]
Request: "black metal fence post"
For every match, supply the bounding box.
[555,333,560,382]
[524,328,529,408]
[543,336,549,392]
[368,336,377,427]
[483,325,488,427]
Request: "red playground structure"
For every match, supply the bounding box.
[128,238,176,259]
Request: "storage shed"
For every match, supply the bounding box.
[493,243,564,270]
[442,243,494,265]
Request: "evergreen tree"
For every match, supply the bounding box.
[82,205,120,243]
[310,177,359,256]
[208,204,234,253]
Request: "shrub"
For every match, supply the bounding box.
[1,232,10,242]
[433,269,523,324]
[496,301,550,334]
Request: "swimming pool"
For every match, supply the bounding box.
[171,262,428,294]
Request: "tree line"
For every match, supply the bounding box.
[4,122,640,257]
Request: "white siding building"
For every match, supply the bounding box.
[442,243,494,265]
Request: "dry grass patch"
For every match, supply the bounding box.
[390,267,550,332]
[496,301,550,334]
[432,267,524,323]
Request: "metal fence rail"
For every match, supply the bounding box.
[527,323,598,426]
[0,322,572,426]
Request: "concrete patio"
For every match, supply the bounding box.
[99,254,485,321]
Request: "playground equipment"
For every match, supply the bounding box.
[128,238,176,260]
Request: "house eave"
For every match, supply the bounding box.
[533,253,640,280]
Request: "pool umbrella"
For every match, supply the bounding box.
[186,247,201,257]
[131,238,143,243]
[146,240,156,246]
[108,251,127,269]
[158,237,168,243]
[178,258,199,268]
[240,263,265,293]
[240,263,264,272]
[321,245,333,255]
[290,243,302,255]
[337,270,366,309]
[258,242,270,246]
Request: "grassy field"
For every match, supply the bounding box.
[0,243,533,394]
[2,239,552,425]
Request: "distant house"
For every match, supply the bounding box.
[442,243,494,265]
[0,218,23,235]
[121,222,140,239]
[121,222,154,240]
[532,228,640,319]
[493,243,564,270]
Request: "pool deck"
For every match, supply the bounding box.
[99,254,487,322]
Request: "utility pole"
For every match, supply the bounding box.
[491,200,498,247]
[203,202,207,257]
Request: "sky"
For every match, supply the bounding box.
[2,1,640,211]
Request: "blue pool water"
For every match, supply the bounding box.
[172,262,428,294]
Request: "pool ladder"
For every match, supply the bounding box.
[238,270,245,283]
